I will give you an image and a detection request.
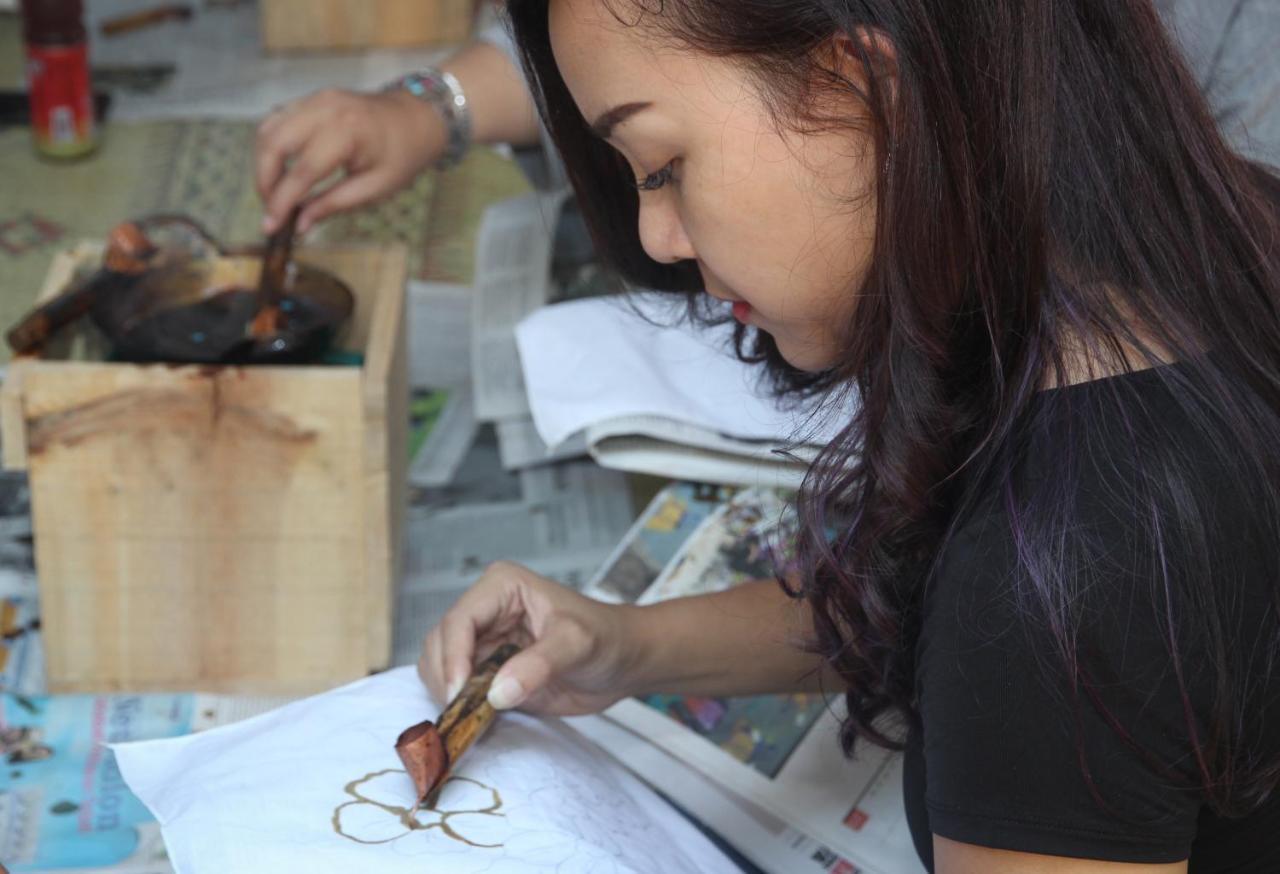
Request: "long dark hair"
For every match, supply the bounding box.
[506,0,1280,815]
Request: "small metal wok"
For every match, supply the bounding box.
[7,215,354,365]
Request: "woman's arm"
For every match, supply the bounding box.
[435,40,542,149]
[626,578,837,697]
[419,562,834,714]
[256,38,542,233]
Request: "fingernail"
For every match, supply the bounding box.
[445,677,463,702]
[487,676,524,711]
[261,216,274,233]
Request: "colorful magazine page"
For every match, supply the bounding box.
[0,692,196,872]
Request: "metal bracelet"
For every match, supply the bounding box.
[384,68,472,170]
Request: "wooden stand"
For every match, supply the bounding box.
[1,243,409,694]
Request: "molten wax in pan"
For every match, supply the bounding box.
[94,258,353,365]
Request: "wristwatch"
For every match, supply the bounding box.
[383,68,472,170]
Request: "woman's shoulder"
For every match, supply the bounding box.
[914,363,1280,861]
[928,361,1276,654]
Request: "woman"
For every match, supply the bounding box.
[253,4,1280,233]
[416,0,1280,871]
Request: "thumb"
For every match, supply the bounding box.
[487,617,592,711]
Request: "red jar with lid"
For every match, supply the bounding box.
[21,0,97,159]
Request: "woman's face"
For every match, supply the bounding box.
[549,0,880,371]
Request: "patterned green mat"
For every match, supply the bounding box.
[0,14,19,91]
[0,118,531,364]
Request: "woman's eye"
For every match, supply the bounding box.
[635,160,676,192]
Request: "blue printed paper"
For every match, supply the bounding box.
[0,692,194,871]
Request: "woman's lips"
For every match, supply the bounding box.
[732,300,752,323]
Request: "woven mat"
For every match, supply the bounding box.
[0,117,531,364]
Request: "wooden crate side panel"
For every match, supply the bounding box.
[10,241,405,693]
[40,539,366,693]
[23,366,363,518]
[359,245,408,669]
[361,290,408,670]
[24,364,370,692]
[385,290,409,665]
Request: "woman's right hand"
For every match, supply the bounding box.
[254,88,445,235]
[418,561,645,716]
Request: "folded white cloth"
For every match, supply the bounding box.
[516,293,847,449]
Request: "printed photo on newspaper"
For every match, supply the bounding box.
[587,484,924,873]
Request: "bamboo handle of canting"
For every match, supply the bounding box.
[395,643,520,809]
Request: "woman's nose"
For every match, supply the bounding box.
[637,197,696,265]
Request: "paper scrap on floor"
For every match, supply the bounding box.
[112,666,740,874]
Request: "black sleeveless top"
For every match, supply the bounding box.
[901,366,1280,872]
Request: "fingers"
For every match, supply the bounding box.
[487,614,594,711]
[297,171,388,234]
[432,564,520,702]
[255,90,359,233]
[261,135,352,236]
[417,562,601,715]
[438,612,479,704]
[255,106,314,214]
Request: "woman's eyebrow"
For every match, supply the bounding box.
[590,101,653,138]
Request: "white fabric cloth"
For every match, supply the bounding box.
[113,667,739,874]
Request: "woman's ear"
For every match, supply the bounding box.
[826,26,900,110]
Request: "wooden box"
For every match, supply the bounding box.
[1,243,408,694]
[260,0,477,52]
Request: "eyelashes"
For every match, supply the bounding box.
[635,161,676,191]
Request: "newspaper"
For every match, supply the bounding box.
[0,598,44,698]
[408,388,478,489]
[0,473,42,701]
[470,190,571,421]
[411,424,523,509]
[568,714,867,874]
[587,485,924,873]
[406,281,473,390]
[610,696,920,874]
[393,432,635,667]
[633,488,796,605]
[584,481,735,604]
[0,689,292,874]
[407,461,633,583]
[0,473,36,602]
[0,542,37,602]
[494,416,588,471]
